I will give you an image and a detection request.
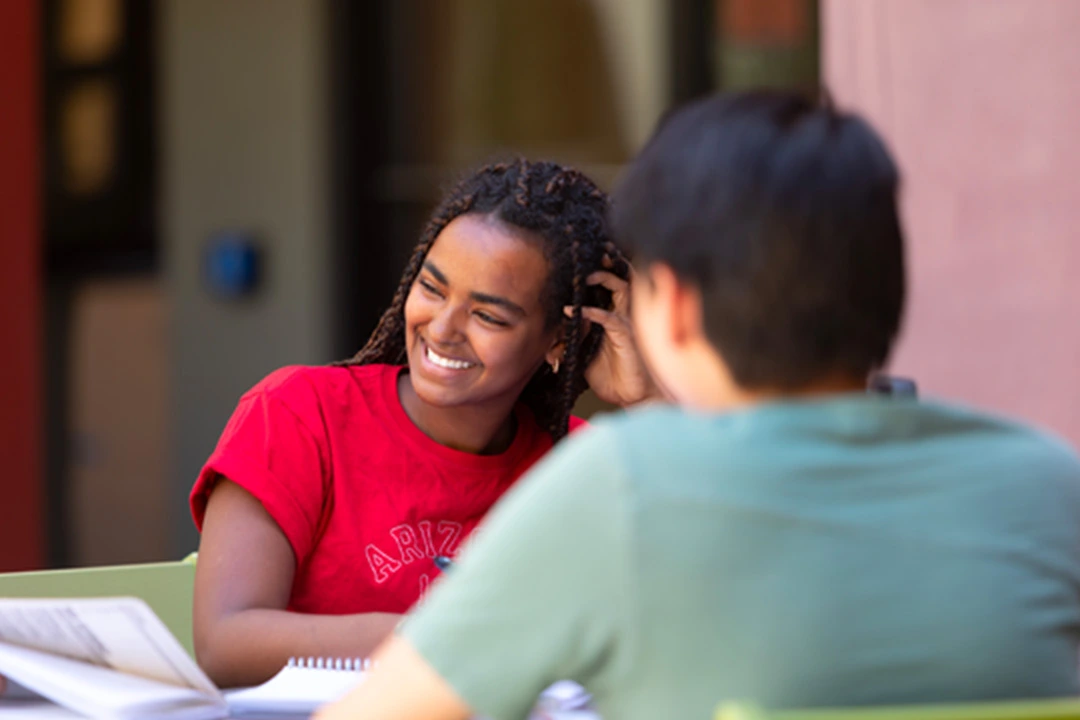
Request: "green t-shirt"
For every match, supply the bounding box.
[402,396,1080,720]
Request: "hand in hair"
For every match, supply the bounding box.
[568,256,658,407]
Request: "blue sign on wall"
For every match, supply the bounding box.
[203,231,262,299]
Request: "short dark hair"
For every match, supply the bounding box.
[612,90,906,389]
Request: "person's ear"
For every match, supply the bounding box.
[545,335,566,375]
[648,263,704,349]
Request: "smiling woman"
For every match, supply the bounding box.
[401,214,562,453]
[346,159,646,441]
[187,159,657,688]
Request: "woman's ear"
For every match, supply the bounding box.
[545,337,566,374]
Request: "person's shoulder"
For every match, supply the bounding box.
[918,399,1080,482]
[586,403,713,442]
[240,363,397,419]
[246,363,391,397]
[920,400,1075,452]
[243,365,314,394]
[552,405,699,468]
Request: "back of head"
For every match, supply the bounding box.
[612,90,905,390]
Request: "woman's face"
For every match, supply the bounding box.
[404,213,562,411]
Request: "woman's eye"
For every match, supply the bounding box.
[418,279,442,296]
[475,311,508,327]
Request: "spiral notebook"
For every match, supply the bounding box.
[225,657,595,718]
[225,657,371,715]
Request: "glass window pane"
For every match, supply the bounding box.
[387,0,670,174]
[60,79,117,196]
[715,0,818,92]
[59,0,123,65]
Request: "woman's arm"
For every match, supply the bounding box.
[194,480,401,688]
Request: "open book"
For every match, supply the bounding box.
[0,597,377,719]
[0,597,594,719]
[0,597,227,720]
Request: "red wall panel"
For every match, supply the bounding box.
[0,0,45,571]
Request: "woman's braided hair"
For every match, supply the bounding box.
[338,158,629,441]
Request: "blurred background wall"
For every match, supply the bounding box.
[161,0,338,560]
[825,0,1080,455]
[5,0,1076,571]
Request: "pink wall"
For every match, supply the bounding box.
[824,0,1080,448]
[0,0,44,570]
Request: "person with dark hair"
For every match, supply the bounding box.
[318,91,1080,720]
[189,159,656,687]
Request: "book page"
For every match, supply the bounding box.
[0,642,226,720]
[0,698,85,719]
[0,597,220,698]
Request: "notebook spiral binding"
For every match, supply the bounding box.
[286,656,373,671]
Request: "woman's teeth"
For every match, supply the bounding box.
[426,346,476,370]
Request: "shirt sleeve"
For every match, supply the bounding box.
[399,422,631,720]
[189,375,331,566]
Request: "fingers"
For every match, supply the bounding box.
[565,306,628,335]
[585,270,627,294]
[585,271,631,316]
[602,252,636,282]
[591,268,630,317]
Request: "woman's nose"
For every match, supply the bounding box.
[428,305,464,344]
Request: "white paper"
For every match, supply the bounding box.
[0,642,226,720]
[0,698,85,719]
[226,663,598,719]
[226,665,366,715]
[0,597,220,699]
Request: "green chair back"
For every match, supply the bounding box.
[717,699,1080,720]
[0,555,198,657]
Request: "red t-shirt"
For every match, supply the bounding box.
[190,364,584,615]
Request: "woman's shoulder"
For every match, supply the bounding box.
[231,364,400,428]
[243,363,397,401]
